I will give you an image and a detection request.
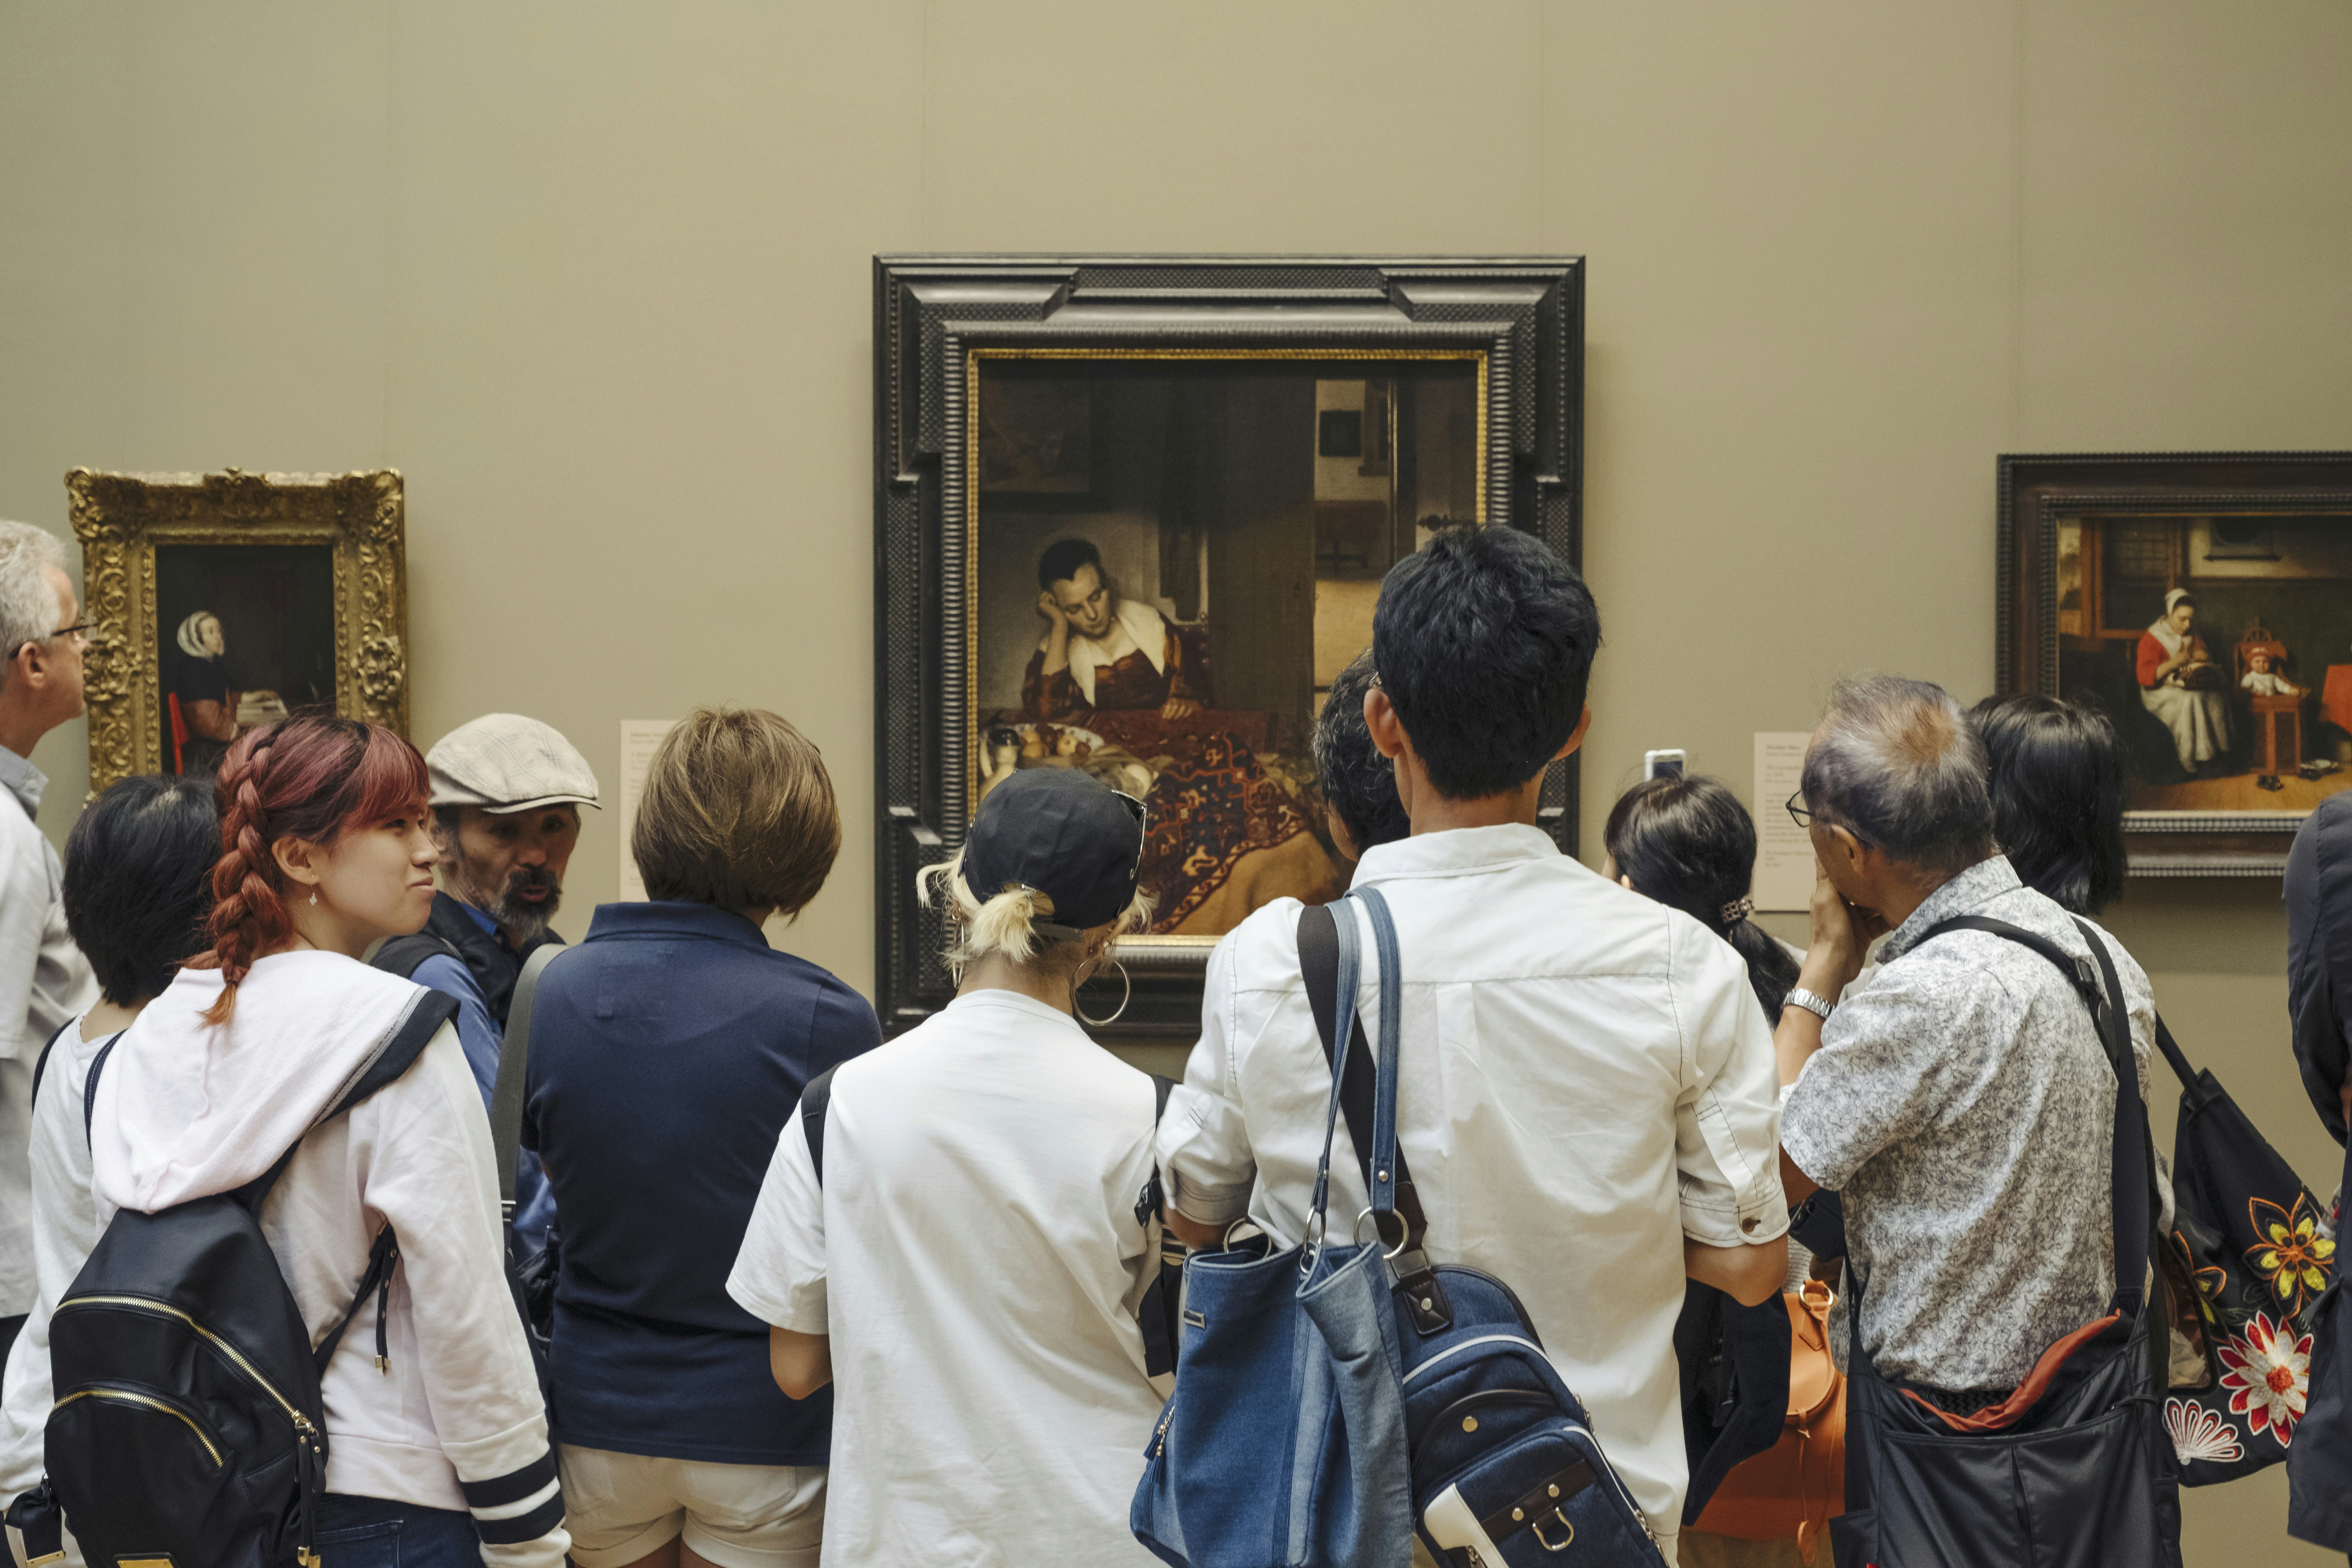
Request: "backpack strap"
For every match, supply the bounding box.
[310,1221,402,1377]
[1134,1074,1188,1378]
[800,1064,840,1184]
[369,932,461,980]
[1917,914,2155,1316]
[81,1035,120,1145]
[1298,898,1452,1333]
[492,944,563,1218]
[26,1015,76,1117]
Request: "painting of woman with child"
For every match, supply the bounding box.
[2053,512,2352,813]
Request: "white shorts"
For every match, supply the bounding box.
[560,1445,826,1568]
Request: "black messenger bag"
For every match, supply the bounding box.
[1831,915,2178,1568]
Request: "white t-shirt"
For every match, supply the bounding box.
[1157,824,1787,1560]
[727,989,1166,1568]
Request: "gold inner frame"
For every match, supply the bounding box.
[963,347,1489,949]
[68,466,411,793]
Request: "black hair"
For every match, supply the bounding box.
[1313,651,1409,856]
[63,773,221,1007]
[1037,537,1105,591]
[1967,692,2127,915]
[1370,525,1600,800]
[1604,774,1798,1024]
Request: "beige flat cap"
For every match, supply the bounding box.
[428,713,601,813]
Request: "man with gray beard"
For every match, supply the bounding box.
[373,712,600,1256]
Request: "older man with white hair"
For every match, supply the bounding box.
[0,521,95,1374]
[1775,676,2174,1557]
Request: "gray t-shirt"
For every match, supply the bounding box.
[1781,857,2158,1390]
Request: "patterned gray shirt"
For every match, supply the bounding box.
[1781,857,2158,1390]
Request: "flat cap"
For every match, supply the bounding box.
[427,713,601,813]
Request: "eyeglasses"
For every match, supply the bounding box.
[11,623,90,660]
[1784,790,1813,831]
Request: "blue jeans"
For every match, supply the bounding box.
[315,1494,483,1568]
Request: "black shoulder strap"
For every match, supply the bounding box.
[1298,901,1450,1332]
[81,1035,120,1145]
[27,1015,76,1116]
[1919,913,2154,1314]
[800,1063,840,1185]
[370,932,461,980]
[492,944,561,1215]
[1137,1073,1188,1378]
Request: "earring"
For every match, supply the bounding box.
[1073,958,1131,1029]
[309,891,318,907]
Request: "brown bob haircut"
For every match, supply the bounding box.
[631,706,840,916]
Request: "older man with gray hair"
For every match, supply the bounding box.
[0,521,94,1374]
[1776,677,2165,1390]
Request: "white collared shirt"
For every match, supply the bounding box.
[1158,824,1787,1552]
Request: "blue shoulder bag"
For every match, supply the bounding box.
[1135,887,1669,1567]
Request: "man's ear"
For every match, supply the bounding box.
[272,836,324,889]
[1363,686,1407,762]
[1552,706,1593,762]
[1824,823,1870,876]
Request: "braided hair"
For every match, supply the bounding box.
[1603,773,1799,1024]
[193,715,432,1025]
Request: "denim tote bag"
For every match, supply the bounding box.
[1133,891,1414,1568]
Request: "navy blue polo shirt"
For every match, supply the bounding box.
[520,901,881,1463]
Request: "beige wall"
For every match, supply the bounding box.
[3,3,2347,1557]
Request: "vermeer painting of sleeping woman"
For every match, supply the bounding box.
[973,355,1482,936]
[2052,512,2352,813]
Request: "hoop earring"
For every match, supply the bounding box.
[1074,958,1131,1029]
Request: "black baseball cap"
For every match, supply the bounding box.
[964,768,1146,933]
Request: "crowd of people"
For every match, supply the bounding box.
[0,512,2343,1568]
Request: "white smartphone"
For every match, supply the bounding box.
[1642,748,1687,780]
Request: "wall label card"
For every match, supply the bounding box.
[1753,731,1815,912]
[618,720,677,901]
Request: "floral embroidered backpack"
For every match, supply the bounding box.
[2152,1015,2336,1482]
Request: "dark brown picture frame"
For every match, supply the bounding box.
[875,256,1585,1036]
[1996,451,2352,878]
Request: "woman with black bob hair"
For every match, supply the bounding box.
[0,774,218,1512]
[1966,693,2127,915]
[1604,773,1798,1020]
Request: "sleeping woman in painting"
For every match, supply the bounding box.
[1022,537,1201,722]
[2137,588,2234,775]
[1016,537,1338,933]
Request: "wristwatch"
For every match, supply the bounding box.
[1782,987,1837,1022]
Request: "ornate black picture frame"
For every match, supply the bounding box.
[1996,451,2352,878]
[875,256,1586,1035]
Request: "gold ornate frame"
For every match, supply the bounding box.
[68,467,410,792]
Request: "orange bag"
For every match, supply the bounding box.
[1692,1279,1847,1565]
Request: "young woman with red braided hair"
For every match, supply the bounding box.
[85,716,569,1568]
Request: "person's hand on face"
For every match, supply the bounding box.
[1800,859,1875,997]
[1035,588,1070,631]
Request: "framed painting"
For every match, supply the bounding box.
[1997,452,2352,877]
[875,255,1585,1035]
[68,467,411,792]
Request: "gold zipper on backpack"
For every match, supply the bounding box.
[52,1388,223,1466]
[56,1295,317,1436]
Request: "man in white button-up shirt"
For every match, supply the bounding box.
[0,521,95,1380]
[1158,526,1788,1565]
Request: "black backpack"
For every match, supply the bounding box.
[797,1061,1191,1377]
[5,989,457,1568]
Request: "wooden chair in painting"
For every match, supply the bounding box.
[2236,621,2304,776]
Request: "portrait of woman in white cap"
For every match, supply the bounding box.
[727,766,1168,1568]
[2135,586,2233,775]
